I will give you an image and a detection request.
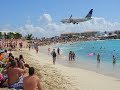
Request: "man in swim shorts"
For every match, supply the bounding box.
[3,60,26,89]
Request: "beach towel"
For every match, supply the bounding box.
[3,53,9,59]
[9,76,23,89]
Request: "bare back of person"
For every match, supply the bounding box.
[7,67,24,85]
[23,75,41,90]
[17,60,24,69]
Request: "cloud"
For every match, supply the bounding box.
[39,14,52,25]
[1,14,120,38]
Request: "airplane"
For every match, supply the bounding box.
[61,9,93,24]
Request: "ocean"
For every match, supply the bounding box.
[54,40,120,78]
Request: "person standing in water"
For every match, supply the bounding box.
[97,53,100,63]
[72,52,75,61]
[97,53,100,70]
[113,55,116,68]
[57,48,60,55]
[69,51,73,61]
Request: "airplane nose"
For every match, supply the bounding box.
[61,20,64,23]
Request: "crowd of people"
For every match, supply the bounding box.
[28,42,39,54]
[0,39,24,51]
[0,47,41,90]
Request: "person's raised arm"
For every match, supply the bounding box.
[19,68,26,75]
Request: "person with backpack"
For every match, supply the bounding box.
[51,49,57,65]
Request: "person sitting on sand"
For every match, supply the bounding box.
[3,50,8,59]
[2,50,9,63]
[19,55,25,63]
[8,53,12,58]
[18,55,30,68]
[4,53,16,70]
[3,60,26,89]
[17,58,25,69]
[23,67,41,90]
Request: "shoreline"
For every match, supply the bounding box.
[33,46,120,89]
[53,40,120,79]
[6,46,120,90]
[55,54,120,79]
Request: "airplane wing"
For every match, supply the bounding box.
[61,19,71,23]
[61,15,72,23]
[72,18,90,24]
[74,19,85,22]
[71,18,84,24]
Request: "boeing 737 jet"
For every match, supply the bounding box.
[61,9,93,24]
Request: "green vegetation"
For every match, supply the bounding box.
[0,32,22,39]
[25,34,34,40]
[0,32,3,39]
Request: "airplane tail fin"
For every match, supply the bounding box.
[85,9,93,19]
[69,15,72,19]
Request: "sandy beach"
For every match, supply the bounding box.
[1,0,120,90]
[2,46,120,90]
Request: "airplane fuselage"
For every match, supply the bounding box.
[61,17,92,24]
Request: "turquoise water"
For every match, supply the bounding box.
[55,40,120,78]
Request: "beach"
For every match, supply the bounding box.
[1,0,120,90]
[1,45,119,90]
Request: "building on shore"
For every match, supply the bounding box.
[61,31,99,39]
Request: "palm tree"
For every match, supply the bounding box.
[25,34,34,40]
[3,32,8,39]
[6,32,14,39]
[14,32,22,39]
[0,32,3,39]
